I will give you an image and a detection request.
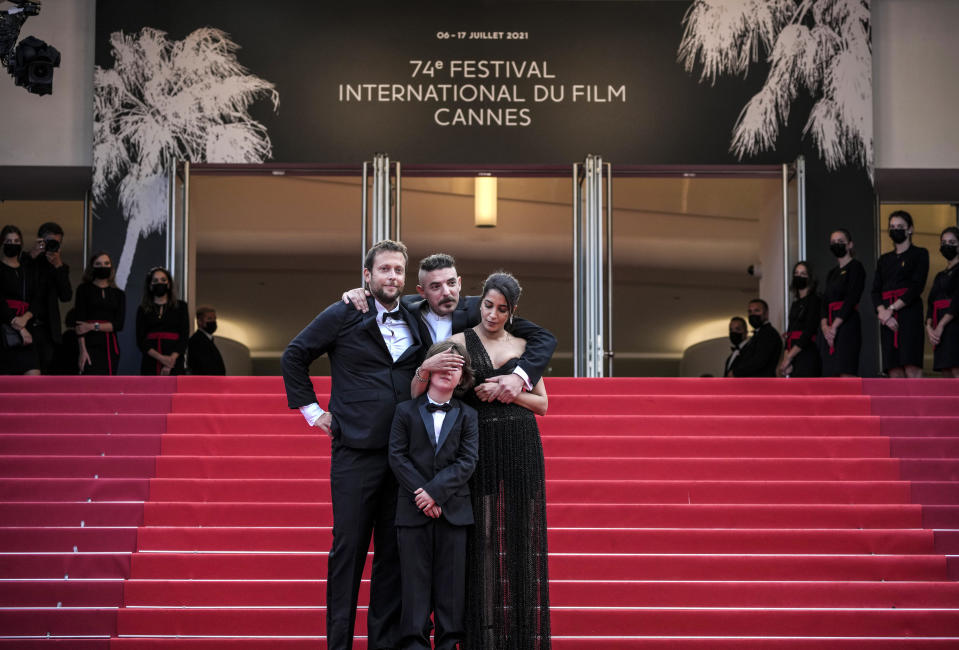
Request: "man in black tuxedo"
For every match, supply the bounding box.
[344,253,556,400]
[187,306,225,375]
[282,240,425,650]
[389,340,478,650]
[27,222,72,374]
[727,299,782,377]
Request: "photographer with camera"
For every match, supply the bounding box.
[26,221,72,373]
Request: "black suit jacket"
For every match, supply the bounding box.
[29,255,72,343]
[187,331,226,375]
[282,297,425,449]
[400,294,557,386]
[730,322,783,377]
[389,395,478,527]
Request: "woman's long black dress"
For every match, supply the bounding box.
[785,292,821,377]
[928,263,959,371]
[74,282,126,375]
[871,246,929,372]
[820,259,866,377]
[0,259,41,374]
[463,328,551,650]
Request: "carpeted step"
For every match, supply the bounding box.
[891,437,959,458]
[912,481,959,504]
[934,530,959,555]
[0,527,138,552]
[166,413,885,437]
[111,606,959,637]
[0,376,176,394]
[2,394,172,414]
[142,455,903,481]
[0,434,163,456]
[167,393,874,416]
[922,505,959,528]
[0,579,124,606]
[132,526,933,554]
[0,552,131,579]
[139,502,921,529]
[173,376,867,396]
[871,397,959,416]
[880,417,959,437]
[0,478,151,502]
[100,638,959,649]
[899,460,959,481]
[0,502,145,526]
[126,551,950,581]
[142,477,914,504]
[0,413,167,434]
[0,608,117,637]
[119,578,959,609]
[863,378,959,396]
[0,456,157,478]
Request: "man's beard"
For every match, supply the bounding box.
[371,282,402,307]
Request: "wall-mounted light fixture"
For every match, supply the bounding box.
[474,175,497,228]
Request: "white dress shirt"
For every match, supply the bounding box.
[427,395,449,445]
[299,299,412,426]
[423,309,452,343]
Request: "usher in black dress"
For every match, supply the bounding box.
[74,282,126,375]
[820,259,866,377]
[463,328,551,650]
[928,263,959,371]
[871,246,929,372]
[785,292,821,377]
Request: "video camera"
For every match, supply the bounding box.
[0,1,60,96]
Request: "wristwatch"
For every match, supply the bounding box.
[94,322,100,332]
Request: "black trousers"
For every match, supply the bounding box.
[327,443,401,650]
[397,518,467,650]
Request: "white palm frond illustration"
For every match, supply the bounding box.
[93,27,280,289]
[678,0,872,177]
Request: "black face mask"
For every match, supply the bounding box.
[829,243,847,258]
[748,314,764,329]
[204,321,217,335]
[44,238,61,253]
[793,276,808,290]
[941,244,958,261]
[729,331,744,346]
[151,283,169,297]
[92,266,112,280]
[889,229,908,244]
[3,243,21,258]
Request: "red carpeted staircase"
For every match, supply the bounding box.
[1,376,958,648]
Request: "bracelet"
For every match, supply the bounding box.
[414,367,429,383]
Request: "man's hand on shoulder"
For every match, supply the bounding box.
[341,288,371,312]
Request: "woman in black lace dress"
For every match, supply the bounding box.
[448,272,551,649]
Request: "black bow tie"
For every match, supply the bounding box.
[382,310,401,323]
[426,402,452,413]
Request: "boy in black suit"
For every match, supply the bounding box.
[389,340,479,650]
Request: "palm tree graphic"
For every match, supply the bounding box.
[93,27,279,289]
[678,0,872,177]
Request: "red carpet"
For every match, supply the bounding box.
[1,375,958,647]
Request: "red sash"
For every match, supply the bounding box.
[5,299,28,316]
[882,289,908,349]
[785,331,816,352]
[826,301,851,355]
[89,321,119,375]
[147,331,179,375]
[932,299,951,351]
